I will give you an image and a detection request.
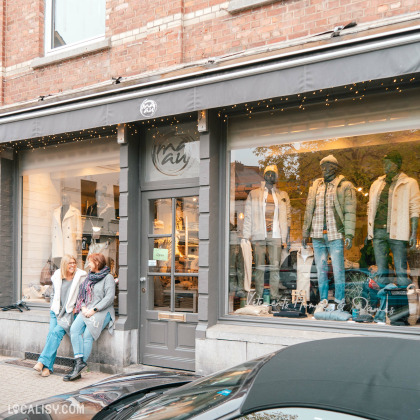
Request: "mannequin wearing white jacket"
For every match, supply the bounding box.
[51,193,82,264]
[242,165,291,304]
[367,151,420,288]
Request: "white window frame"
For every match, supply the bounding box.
[44,0,105,55]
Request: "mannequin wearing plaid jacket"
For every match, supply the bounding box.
[302,155,356,304]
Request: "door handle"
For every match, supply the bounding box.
[140,277,146,282]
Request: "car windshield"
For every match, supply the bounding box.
[126,358,266,420]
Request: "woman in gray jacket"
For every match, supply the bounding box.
[64,253,115,381]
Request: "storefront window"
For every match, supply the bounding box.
[228,122,420,327]
[20,138,120,305]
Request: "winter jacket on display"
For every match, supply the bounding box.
[302,175,356,239]
[367,172,420,242]
[51,205,83,259]
[242,182,291,243]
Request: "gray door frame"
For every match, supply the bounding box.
[139,187,200,371]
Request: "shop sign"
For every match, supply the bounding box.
[140,99,158,118]
[152,131,196,176]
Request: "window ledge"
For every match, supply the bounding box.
[31,38,111,69]
[0,308,49,323]
[228,0,282,13]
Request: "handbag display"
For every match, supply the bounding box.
[40,258,57,285]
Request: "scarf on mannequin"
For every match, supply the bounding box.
[74,266,110,313]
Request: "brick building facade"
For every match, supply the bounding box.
[0,0,419,373]
[1,0,419,105]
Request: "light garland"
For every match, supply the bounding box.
[216,75,418,121]
[0,76,418,153]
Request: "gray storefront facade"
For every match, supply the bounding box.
[1,24,420,374]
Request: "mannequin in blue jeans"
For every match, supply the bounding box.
[366,151,420,322]
[302,155,356,305]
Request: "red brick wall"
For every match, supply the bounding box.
[1,0,419,106]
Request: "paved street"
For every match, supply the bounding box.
[0,356,111,415]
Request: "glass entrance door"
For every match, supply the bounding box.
[140,191,199,370]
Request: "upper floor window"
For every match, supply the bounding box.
[45,0,106,54]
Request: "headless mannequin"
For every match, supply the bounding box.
[52,193,81,266]
[302,162,352,250]
[61,193,70,224]
[383,159,418,249]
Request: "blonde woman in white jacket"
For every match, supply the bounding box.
[33,255,86,377]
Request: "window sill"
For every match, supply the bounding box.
[31,38,111,69]
[228,0,282,13]
[0,308,49,323]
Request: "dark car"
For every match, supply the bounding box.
[0,370,200,420]
[108,337,420,420]
[3,337,420,420]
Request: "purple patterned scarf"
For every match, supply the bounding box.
[74,266,110,314]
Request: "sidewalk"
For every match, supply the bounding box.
[0,356,111,414]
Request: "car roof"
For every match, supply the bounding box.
[241,337,420,420]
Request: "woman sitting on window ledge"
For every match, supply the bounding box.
[64,252,115,381]
[34,255,87,377]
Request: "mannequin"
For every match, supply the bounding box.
[61,193,70,224]
[86,187,115,223]
[367,150,420,292]
[302,155,356,305]
[242,165,291,304]
[85,186,116,271]
[52,193,82,265]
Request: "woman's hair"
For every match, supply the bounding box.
[88,253,107,271]
[60,254,77,279]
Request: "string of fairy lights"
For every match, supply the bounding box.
[217,75,417,122]
[0,115,198,152]
[0,74,417,152]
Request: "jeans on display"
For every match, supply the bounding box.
[229,243,244,294]
[312,234,345,303]
[37,311,67,372]
[253,238,283,300]
[70,312,111,362]
[372,228,410,287]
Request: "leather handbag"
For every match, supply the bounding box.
[40,258,55,285]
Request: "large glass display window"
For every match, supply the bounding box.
[20,138,120,306]
[227,94,420,327]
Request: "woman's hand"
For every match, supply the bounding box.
[84,308,96,318]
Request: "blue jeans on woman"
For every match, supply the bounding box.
[70,312,111,362]
[313,234,345,303]
[37,311,67,372]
